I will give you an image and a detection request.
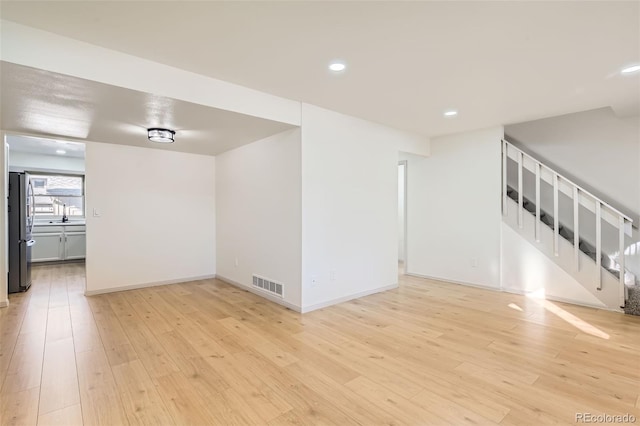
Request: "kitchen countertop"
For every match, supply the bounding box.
[35,221,86,227]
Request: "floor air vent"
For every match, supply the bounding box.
[252,275,284,298]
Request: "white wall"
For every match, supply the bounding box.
[501,223,608,308]
[215,129,302,310]
[505,107,639,221]
[0,136,8,307]
[85,142,215,294]
[300,104,427,311]
[403,127,504,289]
[8,151,85,173]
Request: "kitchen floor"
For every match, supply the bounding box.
[1,263,639,425]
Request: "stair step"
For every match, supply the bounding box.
[540,213,554,228]
[558,226,574,241]
[523,201,536,214]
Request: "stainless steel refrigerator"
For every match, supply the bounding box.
[8,172,35,293]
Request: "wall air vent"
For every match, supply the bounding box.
[252,275,284,298]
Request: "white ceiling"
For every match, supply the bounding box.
[7,134,86,159]
[1,1,638,137]
[0,62,296,156]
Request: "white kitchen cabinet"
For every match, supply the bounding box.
[32,225,85,262]
[32,232,64,262]
[64,232,86,260]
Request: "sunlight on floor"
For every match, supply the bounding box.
[508,302,524,312]
[526,289,610,339]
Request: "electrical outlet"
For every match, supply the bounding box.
[471,258,478,268]
[329,270,336,281]
[93,208,101,217]
[234,257,239,267]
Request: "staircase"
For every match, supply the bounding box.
[501,140,639,314]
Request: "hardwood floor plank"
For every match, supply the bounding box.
[410,387,501,425]
[153,372,225,425]
[37,403,83,426]
[344,376,441,425]
[38,337,80,415]
[285,361,405,426]
[75,349,129,426]
[205,352,293,421]
[110,359,174,425]
[2,331,46,393]
[0,386,40,426]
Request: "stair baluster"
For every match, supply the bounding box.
[535,163,541,242]
[553,173,559,256]
[596,201,602,290]
[518,150,523,228]
[573,186,580,269]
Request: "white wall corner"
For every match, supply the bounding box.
[405,125,503,289]
[398,135,430,157]
[300,103,407,309]
[215,128,302,309]
[301,283,398,313]
[216,274,302,313]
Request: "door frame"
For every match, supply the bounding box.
[398,160,408,273]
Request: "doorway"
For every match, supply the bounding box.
[4,134,87,300]
[398,160,407,275]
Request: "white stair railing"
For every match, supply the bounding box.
[502,140,634,307]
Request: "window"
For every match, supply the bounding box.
[32,178,46,189]
[31,174,84,218]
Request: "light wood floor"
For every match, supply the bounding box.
[1,264,639,425]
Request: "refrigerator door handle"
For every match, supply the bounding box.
[26,239,36,247]
[28,180,35,234]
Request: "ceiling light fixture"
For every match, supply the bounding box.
[56,149,66,155]
[147,128,175,143]
[329,62,346,72]
[621,64,640,74]
[443,110,458,117]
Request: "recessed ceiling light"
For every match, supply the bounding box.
[621,64,640,74]
[443,110,458,117]
[329,62,346,72]
[56,149,66,155]
[147,128,175,143]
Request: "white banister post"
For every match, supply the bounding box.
[535,163,541,242]
[553,173,559,256]
[502,140,507,216]
[573,186,579,269]
[596,202,602,291]
[518,151,523,228]
[619,216,626,307]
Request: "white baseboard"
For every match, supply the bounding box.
[407,271,621,313]
[501,287,620,312]
[84,274,216,296]
[301,283,398,313]
[406,272,500,291]
[0,299,8,308]
[214,274,302,313]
